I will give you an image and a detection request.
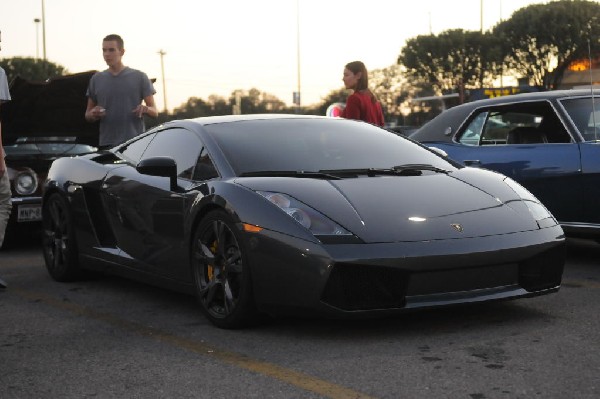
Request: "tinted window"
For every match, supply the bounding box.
[457,102,571,145]
[192,147,219,181]
[141,128,203,180]
[119,133,156,164]
[205,118,453,175]
[560,97,600,141]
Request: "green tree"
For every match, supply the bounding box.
[147,89,293,129]
[305,88,348,116]
[170,97,212,118]
[493,0,600,88]
[370,64,413,123]
[398,29,502,94]
[0,57,68,83]
[234,88,287,114]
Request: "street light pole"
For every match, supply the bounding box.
[480,0,483,33]
[158,49,167,113]
[295,0,301,113]
[41,0,47,60]
[34,18,40,59]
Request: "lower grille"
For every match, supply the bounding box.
[321,264,408,311]
[519,245,565,292]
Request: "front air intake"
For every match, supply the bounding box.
[519,245,566,292]
[321,264,408,311]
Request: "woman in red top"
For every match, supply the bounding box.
[340,61,384,126]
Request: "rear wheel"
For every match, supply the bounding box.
[191,210,257,329]
[42,193,82,281]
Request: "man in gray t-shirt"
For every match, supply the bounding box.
[85,34,157,148]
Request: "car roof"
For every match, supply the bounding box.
[184,113,331,126]
[411,88,600,142]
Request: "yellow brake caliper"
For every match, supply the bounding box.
[207,240,218,280]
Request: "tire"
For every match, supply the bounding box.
[191,210,257,329]
[42,193,83,281]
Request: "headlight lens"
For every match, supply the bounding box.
[257,191,352,236]
[503,177,555,225]
[14,169,39,196]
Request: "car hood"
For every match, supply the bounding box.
[236,174,539,243]
[0,71,99,146]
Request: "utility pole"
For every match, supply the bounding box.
[41,0,47,60]
[295,0,301,113]
[34,18,41,59]
[480,0,484,33]
[428,11,432,35]
[158,49,167,113]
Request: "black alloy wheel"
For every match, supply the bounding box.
[191,210,256,329]
[42,193,82,281]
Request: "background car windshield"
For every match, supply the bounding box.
[6,143,97,155]
[206,118,453,175]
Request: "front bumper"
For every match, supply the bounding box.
[247,224,565,317]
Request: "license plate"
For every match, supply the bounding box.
[17,204,42,222]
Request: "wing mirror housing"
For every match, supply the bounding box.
[136,156,178,191]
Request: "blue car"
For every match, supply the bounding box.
[411,89,600,239]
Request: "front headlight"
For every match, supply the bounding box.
[257,191,353,237]
[503,177,555,226]
[13,168,39,196]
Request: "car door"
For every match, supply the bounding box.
[559,96,600,225]
[431,101,583,224]
[103,127,203,279]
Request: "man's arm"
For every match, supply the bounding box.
[85,97,105,122]
[133,94,158,119]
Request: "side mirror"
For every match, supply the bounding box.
[136,156,178,191]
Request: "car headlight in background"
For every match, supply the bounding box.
[257,191,353,237]
[12,168,39,196]
[503,177,556,227]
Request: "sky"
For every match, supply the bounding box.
[0,0,555,111]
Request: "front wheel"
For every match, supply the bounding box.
[42,193,83,281]
[191,210,257,329]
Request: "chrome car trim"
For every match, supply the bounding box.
[10,196,42,203]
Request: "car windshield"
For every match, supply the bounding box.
[205,118,456,175]
[5,142,97,156]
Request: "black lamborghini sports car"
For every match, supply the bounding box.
[42,114,565,328]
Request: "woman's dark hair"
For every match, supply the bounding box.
[345,60,378,103]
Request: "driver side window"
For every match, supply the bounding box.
[141,128,202,180]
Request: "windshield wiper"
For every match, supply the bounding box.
[318,164,450,177]
[392,164,450,175]
[239,170,342,180]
